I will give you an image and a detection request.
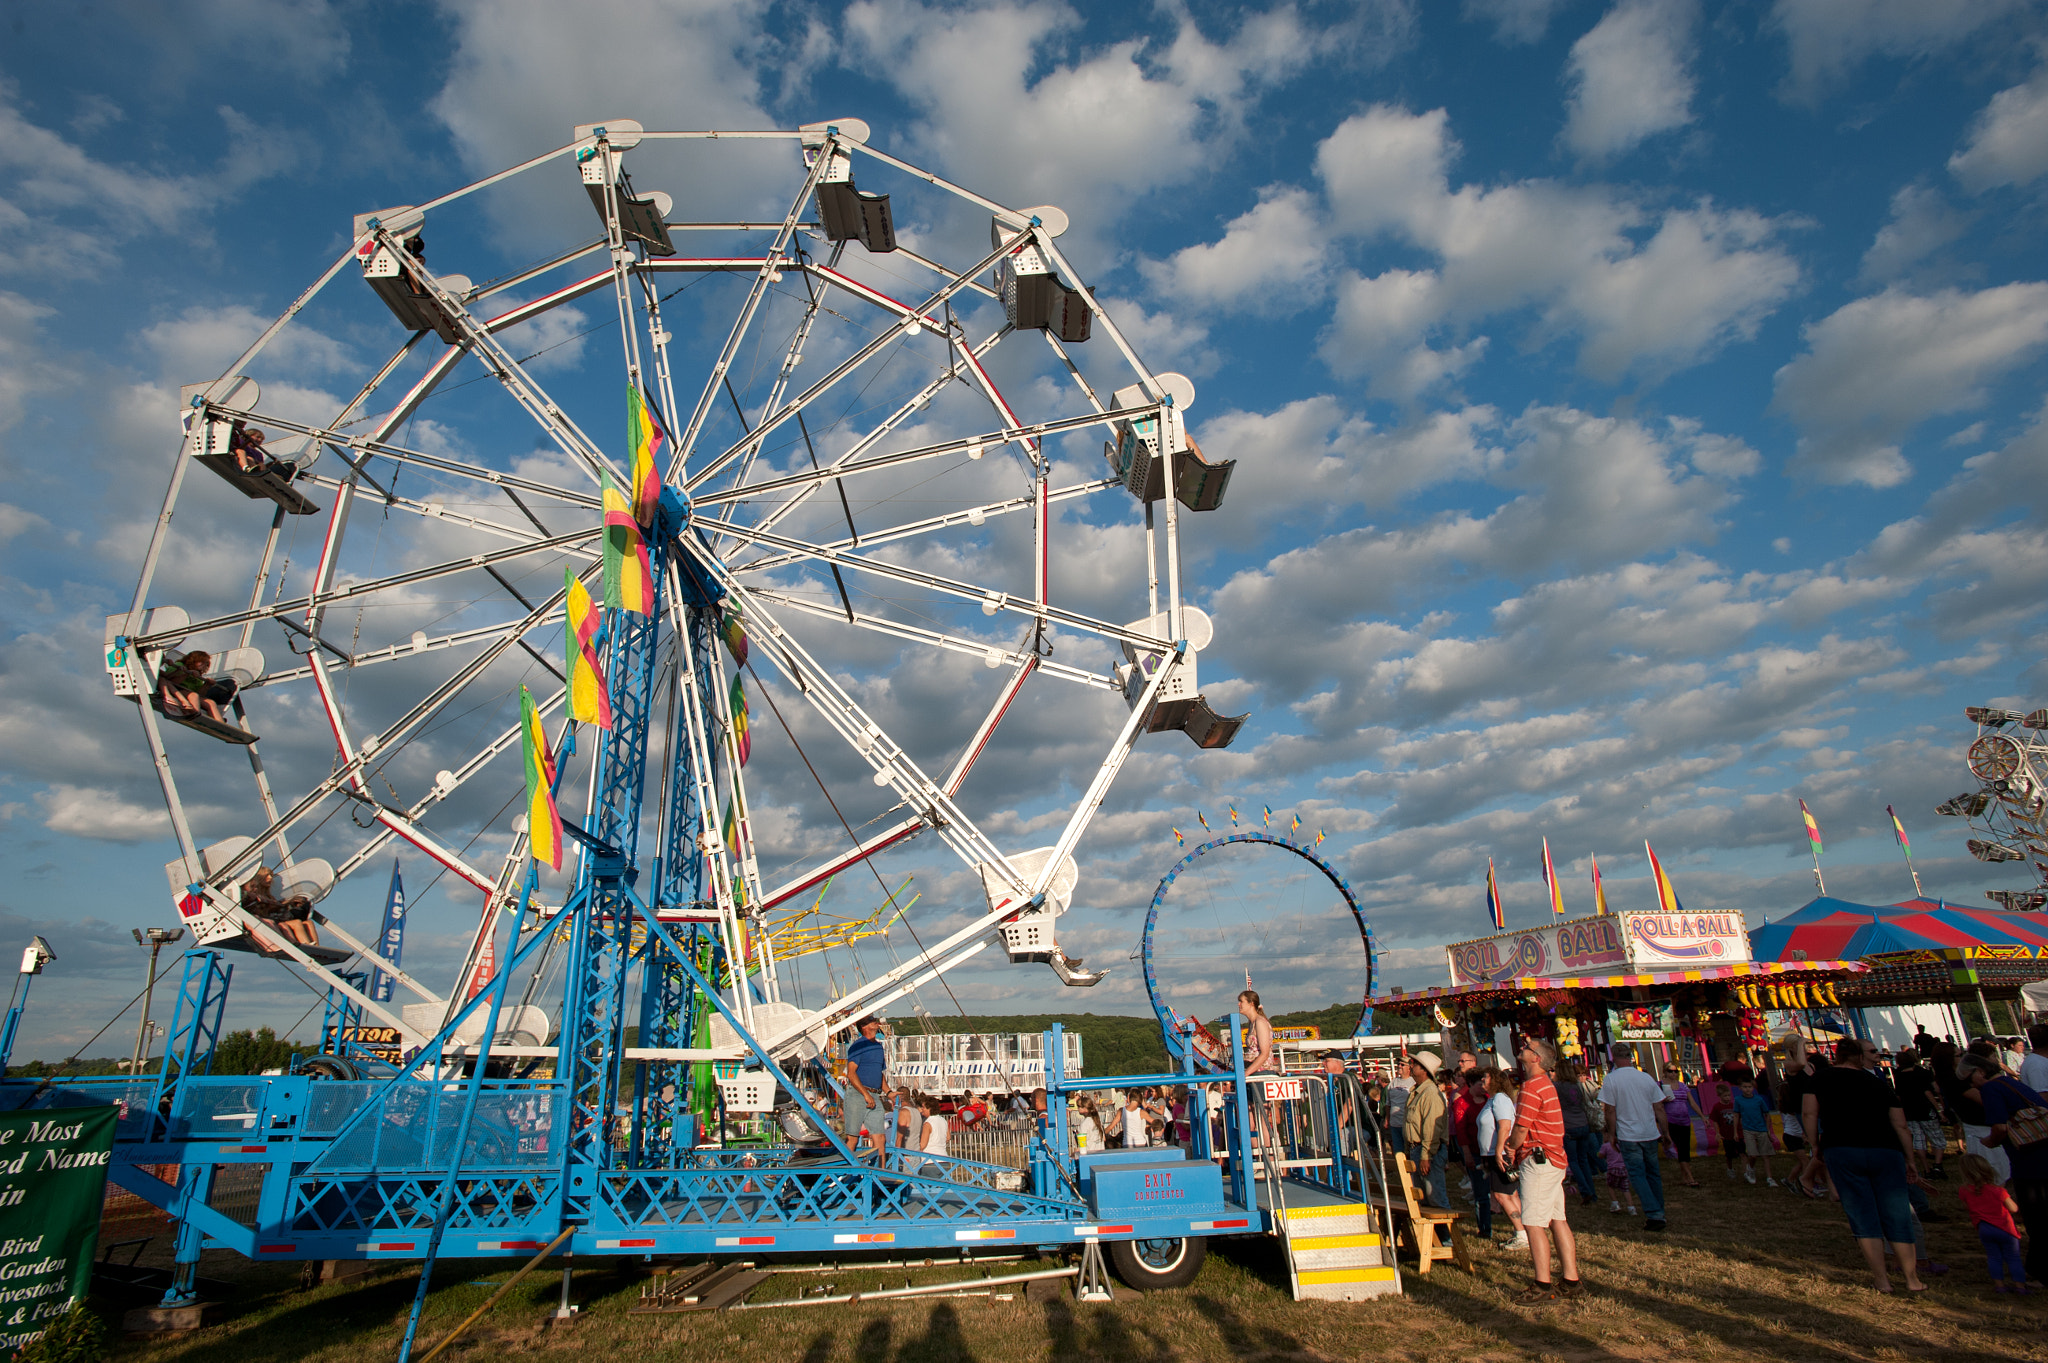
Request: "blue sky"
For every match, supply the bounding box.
[2,0,2047,1058]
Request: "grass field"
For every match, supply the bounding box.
[104,1165,2048,1363]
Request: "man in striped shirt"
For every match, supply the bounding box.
[1500,1036,1581,1303]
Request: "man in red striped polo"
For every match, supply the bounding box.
[1500,1036,1582,1303]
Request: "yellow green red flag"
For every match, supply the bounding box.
[1799,798,1823,854]
[602,471,654,615]
[627,384,666,526]
[729,673,750,766]
[564,568,611,729]
[519,685,562,871]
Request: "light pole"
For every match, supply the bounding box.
[0,937,55,1073]
[139,1020,167,1076]
[131,927,184,1075]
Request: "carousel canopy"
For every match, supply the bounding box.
[1752,897,2048,964]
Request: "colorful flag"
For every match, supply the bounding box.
[729,672,750,766]
[1197,810,1210,831]
[1591,854,1610,916]
[1541,837,1565,916]
[1229,805,1239,826]
[1262,804,1272,828]
[1486,857,1506,930]
[602,471,654,615]
[369,858,406,1005]
[1799,799,1823,855]
[1887,804,1910,852]
[520,685,562,871]
[627,384,667,526]
[1290,813,1301,835]
[720,607,749,667]
[1173,827,1184,846]
[1644,841,1683,914]
[1314,829,1326,848]
[564,568,612,729]
[722,797,742,861]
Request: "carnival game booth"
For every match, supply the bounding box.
[1751,896,2048,1034]
[1375,908,1867,1074]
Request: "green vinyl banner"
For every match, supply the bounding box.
[0,1105,116,1353]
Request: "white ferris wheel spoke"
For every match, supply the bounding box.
[745,586,1118,692]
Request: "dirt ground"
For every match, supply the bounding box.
[98,1165,2048,1363]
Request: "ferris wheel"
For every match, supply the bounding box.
[109,116,1250,1066]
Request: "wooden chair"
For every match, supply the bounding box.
[1392,1152,1472,1275]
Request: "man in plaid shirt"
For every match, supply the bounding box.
[1500,1036,1582,1303]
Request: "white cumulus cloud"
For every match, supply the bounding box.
[1774,283,2048,487]
[1950,68,2048,192]
[1770,0,2032,98]
[1562,0,1699,161]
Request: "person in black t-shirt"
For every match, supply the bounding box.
[1802,1038,1924,1295]
[1893,1049,1946,1179]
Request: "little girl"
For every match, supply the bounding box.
[1599,1136,1637,1215]
[1959,1153,2031,1293]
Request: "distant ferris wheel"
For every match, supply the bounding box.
[1944,704,2048,910]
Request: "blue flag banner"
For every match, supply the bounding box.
[370,858,407,1004]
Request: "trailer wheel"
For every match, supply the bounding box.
[1108,1235,1206,1290]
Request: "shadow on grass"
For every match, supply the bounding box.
[1205,1233,1291,1295]
[1404,1215,2033,1363]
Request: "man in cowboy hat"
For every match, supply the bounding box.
[1404,1051,1450,1208]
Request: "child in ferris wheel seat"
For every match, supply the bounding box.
[157,649,238,723]
[229,422,300,480]
[241,866,320,948]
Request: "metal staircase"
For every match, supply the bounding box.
[1252,1068,1404,1302]
[1277,1199,1400,1301]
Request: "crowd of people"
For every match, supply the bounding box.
[1364,1021,2048,1299]
[827,1004,2048,1301]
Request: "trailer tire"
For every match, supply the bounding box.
[1108,1235,1206,1290]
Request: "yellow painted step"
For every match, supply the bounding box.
[1282,1202,1374,1221]
[1289,1232,1382,1251]
[1296,1266,1399,1287]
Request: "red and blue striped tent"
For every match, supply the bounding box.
[1752,896,2048,963]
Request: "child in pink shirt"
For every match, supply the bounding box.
[1959,1153,2030,1293]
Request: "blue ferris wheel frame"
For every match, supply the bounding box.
[1140,832,1376,1062]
